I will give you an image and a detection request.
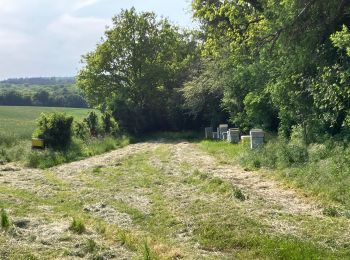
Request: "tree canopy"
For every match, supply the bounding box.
[187,0,350,140]
[77,2,350,140]
[77,8,198,133]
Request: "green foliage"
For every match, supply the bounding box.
[101,112,118,135]
[1,209,10,230]
[69,218,85,234]
[78,8,198,133]
[84,111,99,137]
[73,121,89,140]
[331,25,350,57]
[199,137,350,210]
[190,0,350,139]
[33,112,73,149]
[26,136,129,169]
[181,59,228,127]
[0,78,88,108]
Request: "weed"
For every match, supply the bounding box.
[233,188,246,201]
[95,222,106,234]
[143,241,152,260]
[116,230,138,251]
[85,239,97,254]
[92,166,103,173]
[1,209,10,230]
[323,207,340,217]
[69,218,85,234]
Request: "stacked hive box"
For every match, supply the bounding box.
[250,129,265,149]
[219,124,228,140]
[205,127,213,139]
[228,128,240,143]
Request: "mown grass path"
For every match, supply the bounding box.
[0,140,350,259]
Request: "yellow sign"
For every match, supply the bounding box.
[32,138,45,149]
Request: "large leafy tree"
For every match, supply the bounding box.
[78,8,198,133]
[191,0,350,139]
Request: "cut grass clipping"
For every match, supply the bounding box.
[69,218,85,234]
[1,209,10,230]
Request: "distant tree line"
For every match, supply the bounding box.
[0,77,75,85]
[0,90,88,108]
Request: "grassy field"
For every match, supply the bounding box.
[0,106,113,166]
[1,141,350,259]
[199,139,350,215]
[0,106,96,139]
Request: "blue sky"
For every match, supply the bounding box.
[0,0,195,79]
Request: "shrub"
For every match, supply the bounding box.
[101,112,118,135]
[33,112,73,150]
[84,112,99,137]
[241,138,308,170]
[69,218,85,234]
[308,143,329,162]
[74,121,89,140]
[1,209,10,230]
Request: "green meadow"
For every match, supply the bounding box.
[0,106,97,139]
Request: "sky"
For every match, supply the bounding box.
[0,0,195,80]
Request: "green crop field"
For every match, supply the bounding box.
[0,106,97,139]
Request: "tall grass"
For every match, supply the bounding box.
[0,132,31,164]
[27,136,129,169]
[199,136,350,210]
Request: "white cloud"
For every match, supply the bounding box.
[0,0,194,79]
[72,0,100,11]
[0,0,20,13]
[47,14,110,54]
[0,29,29,49]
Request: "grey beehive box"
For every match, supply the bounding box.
[228,128,240,143]
[205,127,213,139]
[250,129,265,149]
[219,124,228,140]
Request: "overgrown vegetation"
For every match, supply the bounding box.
[27,111,127,168]
[0,108,128,168]
[0,106,97,165]
[199,137,350,212]
[33,112,74,149]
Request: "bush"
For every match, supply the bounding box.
[101,112,119,136]
[33,112,73,150]
[84,111,99,137]
[73,121,89,140]
[241,138,308,170]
